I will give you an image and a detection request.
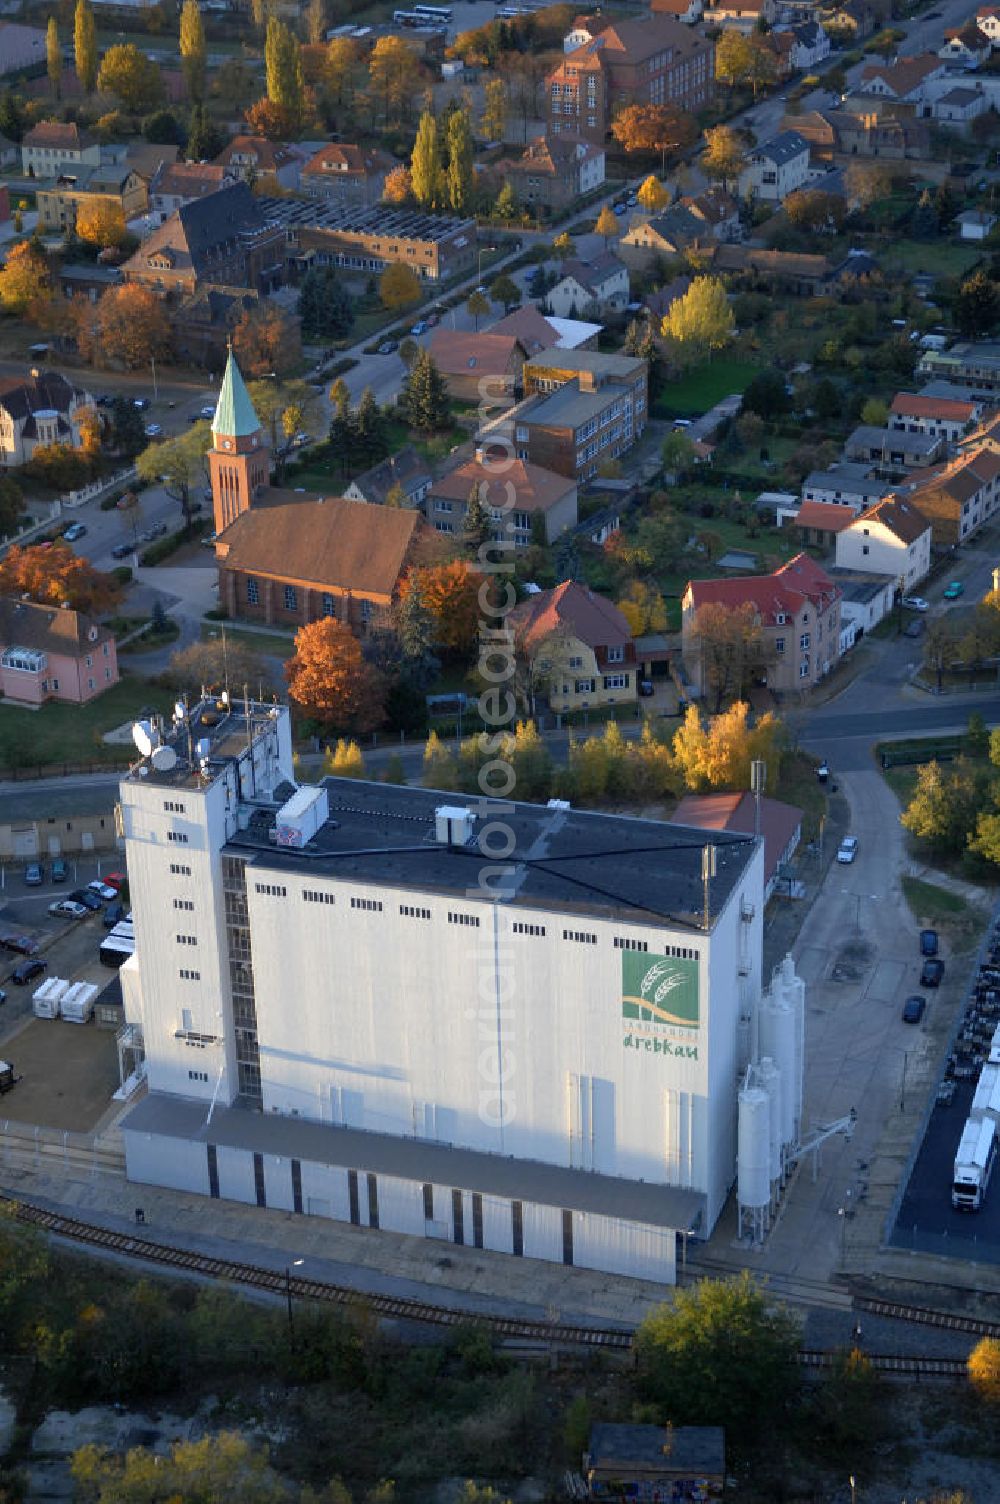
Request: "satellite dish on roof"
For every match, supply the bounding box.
[132,721,153,758]
[151,744,178,773]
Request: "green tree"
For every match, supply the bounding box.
[467,288,490,331]
[481,77,506,142]
[410,110,444,209]
[595,204,619,246]
[463,482,491,550]
[186,103,225,162]
[860,395,888,426]
[97,44,164,113]
[74,0,97,95]
[636,1274,800,1447]
[353,386,387,468]
[702,124,746,189]
[136,423,211,531]
[662,276,734,353]
[742,369,790,418]
[902,758,988,856]
[264,16,306,128]
[395,570,438,686]
[402,348,450,433]
[489,273,520,312]
[955,271,1000,339]
[298,265,354,339]
[0,475,25,539]
[179,0,207,102]
[71,1432,289,1504]
[110,395,146,457]
[446,107,474,214]
[423,728,459,790]
[494,181,518,221]
[47,18,61,100]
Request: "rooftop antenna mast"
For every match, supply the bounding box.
[751,759,766,840]
[701,843,717,932]
[221,621,230,699]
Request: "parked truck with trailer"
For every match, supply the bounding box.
[953,1114,998,1210]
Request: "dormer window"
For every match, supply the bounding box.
[775,612,787,625]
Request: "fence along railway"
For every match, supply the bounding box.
[0,1191,990,1377]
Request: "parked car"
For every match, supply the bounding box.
[920,928,939,957]
[903,618,925,639]
[62,523,87,542]
[132,397,150,411]
[111,542,133,560]
[95,394,114,407]
[103,872,126,890]
[87,880,117,901]
[103,903,126,929]
[902,995,926,1024]
[50,858,68,883]
[2,934,38,956]
[426,312,440,326]
[836,837,858,864]
[902,596,928,612]
[142,522,168,541]
[943,581,965,600]
[144,423,163,439]
[638,679,654,697]
[49,899,88,920]
[410,321,428,336]
[12,958,46,985]
[24,863,43,885]
[377,340,398,354]
[198,404,215,419]
[69,889,102,912]
[816,760,829,783]
[921,957,945,987]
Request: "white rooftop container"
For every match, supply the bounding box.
[275,785,329,849]
[62,981,98,1024]
[973,1062,1000,1122]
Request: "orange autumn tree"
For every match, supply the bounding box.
[75,198,127,248]
[400,559,482,656]
[243,97,298,140]
[233,302,301,379]
[284,617,386,733]
[75,284,171,369]
[0,542,121,613]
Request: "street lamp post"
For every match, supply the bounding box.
[285,1257,304,1345]
[841,890,877,934]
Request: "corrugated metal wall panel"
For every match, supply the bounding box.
[521,1200,562,1262]
[573,1211,674,1283]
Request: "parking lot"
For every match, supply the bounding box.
[891,914,1000,1264]
[0,1013,121,1133]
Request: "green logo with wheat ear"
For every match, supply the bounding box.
[622,952,699,1028]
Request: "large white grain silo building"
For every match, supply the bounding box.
[118,695,771,1284]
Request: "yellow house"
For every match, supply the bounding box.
[36,165,148,234]
[510,579,639,714]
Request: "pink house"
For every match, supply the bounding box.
[0,598,118,705]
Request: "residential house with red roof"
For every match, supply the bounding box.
[681,554,842,698]
[425,456,578,545]
[670,792,802,901]
[896,446,1000,545]
[890,392,981,443]
[214,136,303,192]
[21,120,100,178]
[834,495,932,589]
[300,143,397,206]
[509,580,638,713]
[703,0,777,31]
[150,162,236,219]
[939,21,991,66]
[794,499,856,548]
[650,0,704,22]
[857,53,947,102]
[977,4,1000,44]
[547,254,630,319]
[490,135,605,216]
[427,330,527,403]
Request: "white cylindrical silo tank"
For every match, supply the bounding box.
[738,1082,771,1214]
[781,954,806,1142]
[760,990,797,1150]
[757,1055,783,1187]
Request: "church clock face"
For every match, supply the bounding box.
[223,440,232,450]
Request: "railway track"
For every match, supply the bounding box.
[855,1296,1000,1341]
[0,1190,983,1379]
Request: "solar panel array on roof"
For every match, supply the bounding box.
[255,196,475,244]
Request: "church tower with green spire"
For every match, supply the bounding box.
[208,346,269,536]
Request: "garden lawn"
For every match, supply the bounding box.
[0,674,173,774]
[200,623,296,655]
[654,359,760,418]
[881,239,982,279]
[902,874,988,951]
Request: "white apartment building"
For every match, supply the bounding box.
[119,697,767,1284]
[835,497,932,591]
